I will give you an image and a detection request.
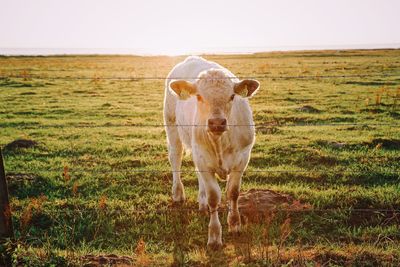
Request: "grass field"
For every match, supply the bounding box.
[1,49,400,266]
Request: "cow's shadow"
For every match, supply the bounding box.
[204,247,229,266]
[168,203,229,266]
[167,203,193,266]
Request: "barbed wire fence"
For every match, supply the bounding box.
[1,70,400,255]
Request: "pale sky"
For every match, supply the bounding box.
[1,0,399,55]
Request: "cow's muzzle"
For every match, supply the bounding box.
[207,118,227,134]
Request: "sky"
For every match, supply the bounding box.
[0,0,399,55]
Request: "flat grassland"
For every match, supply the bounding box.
[1,49,400,266]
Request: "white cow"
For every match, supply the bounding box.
[163,56,260,248]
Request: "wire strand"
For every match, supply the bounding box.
[3,123,400,129]
[7,168,400,175]
[1,73,399,80]
[4,202,399,214]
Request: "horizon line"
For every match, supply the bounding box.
[1,43,400,57]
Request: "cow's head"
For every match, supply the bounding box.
[169,69,259,136]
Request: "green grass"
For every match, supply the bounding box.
[1,49,400,266]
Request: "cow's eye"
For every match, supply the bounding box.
[197,95,203,102]
[230,94,235,101]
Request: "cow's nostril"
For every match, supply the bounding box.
[208,118,228,133]
[208,118,227,126]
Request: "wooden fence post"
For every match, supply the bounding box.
[0,147,14,266]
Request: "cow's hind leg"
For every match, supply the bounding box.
[226,170,243,233]
[165,125,185,203]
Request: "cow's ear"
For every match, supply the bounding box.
[234,79,260,98]
[169,80,197,100]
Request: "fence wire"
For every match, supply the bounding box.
[5,200,400,214]
[10,168,400,175]
[6,203,400,216]
[1,73,400,80]
[5,123,400,129]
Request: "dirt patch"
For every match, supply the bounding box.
[367,138,400,150]
[343,124,374,131]
[348,209,400,227]
[344,80,398,86]
[169,189,311,222]
[360,108,386,114]
[3,139,38,150]
[314,140,348,149]
[81,254,133,266]
[6,173,36,183]
[234,189,311,223]
[296,105,321,113]
[20,91,37,95]
[256,125,280,134]
[389,111,400,119]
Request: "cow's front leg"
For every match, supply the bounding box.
[201,171,222,248]
[226,170,243,233]
[196,170,208,212]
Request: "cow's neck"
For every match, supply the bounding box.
[206,131,230,179]
[208,132,224,165]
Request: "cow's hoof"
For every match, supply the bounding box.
[172,182,185,203]
[228,223,241,234]
[172,198,185,205]
[172,196,186,206]
[172,192,186,204]
[228,212,241,233]
[199,202,208,213]
[207,241,223,251]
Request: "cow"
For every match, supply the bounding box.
[163,56,260,248]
